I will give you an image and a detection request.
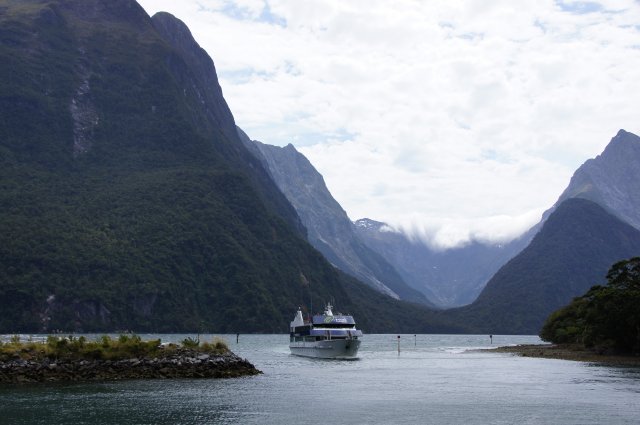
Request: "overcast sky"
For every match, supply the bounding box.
[138,0,640,249]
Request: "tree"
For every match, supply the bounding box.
[540,257,640,355]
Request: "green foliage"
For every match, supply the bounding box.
[539,297,589,344]
[541,257,640,355]
[0,334,162,362]
[199,337,229,354]
[181,337,200,349]
[0,334,233,362]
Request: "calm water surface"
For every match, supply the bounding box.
[1,334,639,424]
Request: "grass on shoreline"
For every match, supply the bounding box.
[0,334,229,362]
[485,343,640,366]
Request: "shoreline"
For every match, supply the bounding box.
[481,344,640,366]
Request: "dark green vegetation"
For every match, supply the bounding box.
[541,257,640,355]
[444,198,640,334]
[0,0,464,334]
[0,334,227,362]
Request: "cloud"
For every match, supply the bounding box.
[138,0,640,249]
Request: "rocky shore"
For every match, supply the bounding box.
[0,348,261,383]
[485,344,640,366]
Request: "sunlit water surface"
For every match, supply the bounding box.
[1,334,639,424]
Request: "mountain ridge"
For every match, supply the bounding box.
[550,129,640,230]
[354,217,528,307]
[237,131,434,307]
[445,197,640,334]
[0,0,457,333]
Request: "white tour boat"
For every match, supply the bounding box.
[289,303,362,359]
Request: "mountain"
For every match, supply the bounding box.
[236,132,433,307]
[445,198,640,334]
[354,219,528,307]
[547,129,640,230]
[355,130,640,311]
[0,0,459,333]
[445,129,640,334]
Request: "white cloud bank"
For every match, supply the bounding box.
[138,0,640,249]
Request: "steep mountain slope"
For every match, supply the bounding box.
[0,0,455,333]
[354,130,640,310]
[354,219,528,307]
[237,132,433,306]
[547,129,640,230]
[445,198,640,334]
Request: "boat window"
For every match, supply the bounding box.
[316,323,356,329]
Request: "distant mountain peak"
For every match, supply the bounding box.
[451,197,640,334]
[614,128,636,139]
[552,129,640,230]
[602,128,640,156]
[151,12,194,44]
[354,218,389,232]
[58,0,151,27]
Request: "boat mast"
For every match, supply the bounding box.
[325,303,333,316]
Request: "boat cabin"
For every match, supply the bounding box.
[289,304,363,343]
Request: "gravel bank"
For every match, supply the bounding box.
[482,344,640,366]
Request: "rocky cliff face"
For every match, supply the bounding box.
[238,130,433,306]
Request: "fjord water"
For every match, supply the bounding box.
[1,334,639,424]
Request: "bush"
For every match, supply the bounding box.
[0,333,232,361]
[200,337,229,354]
[181,336,200,349]
[41,334,161,360]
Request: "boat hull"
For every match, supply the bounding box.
[289,339,361,359]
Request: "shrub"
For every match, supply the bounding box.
[181,336,200,349]
[213,337,228,352]
[0,334,234,361]
[200,337,229,354]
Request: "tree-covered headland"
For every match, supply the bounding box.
[540,257,640,355]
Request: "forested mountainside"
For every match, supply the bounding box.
[444,198,640,334]
[0,0,460,333]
